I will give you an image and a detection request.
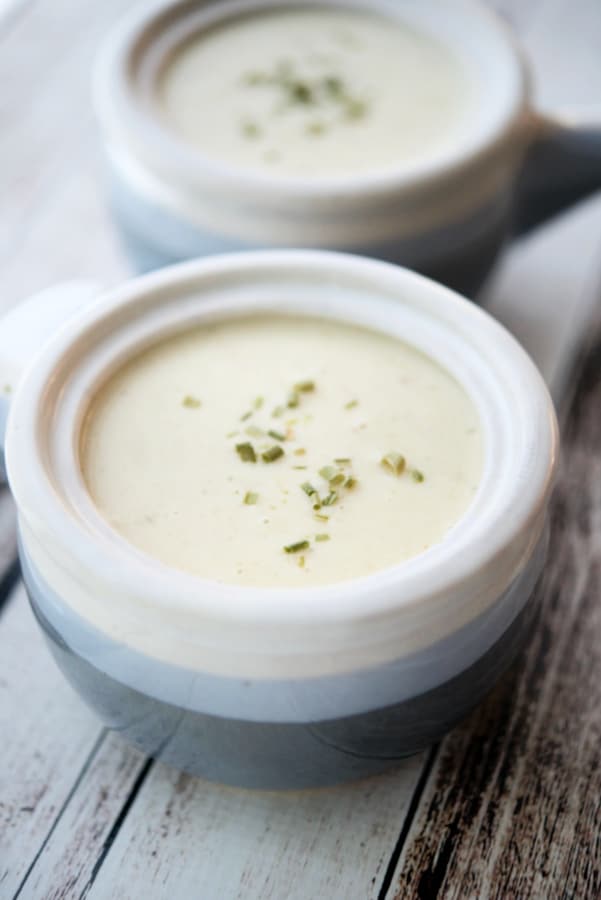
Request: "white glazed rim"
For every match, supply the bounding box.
[93,0,530,202]
[7,251,558,639]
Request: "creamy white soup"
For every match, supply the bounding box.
[156,7,473,177]
[81,316,483,587]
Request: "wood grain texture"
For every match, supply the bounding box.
[15,736,148,900]
[84,755,425,900]
[388,324,601,900]
[0,586,103,898]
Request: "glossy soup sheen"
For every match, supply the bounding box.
[80,315,483,587]
[157,7,473,177]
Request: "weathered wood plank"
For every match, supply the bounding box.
[0,586,103,897]
[15,736,148,900]
[387,324,601,900]
[84,755,426,900]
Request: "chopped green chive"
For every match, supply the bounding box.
[288,81,314,104]
[182,395,201,408]
[243,491,259,505]
[381,452,406,476]
[262,445,284,463]
[298,555,306,568]
[345,98,367,120]
[319,465,345,486]
[344,399,358,410]
[272,405,285,418]
[301,482,318,498]
[322,490,338,507]
[245,425,265,438]
[306,121,326,136]
[294,448,306,456]
[293,465,308,470]
[267,429,286,441]
[254,396,264,410]
[344,476,358,489]
[411,469,425,483]
[240,410,253,422]
[226,430,239,439]
[334,457,351,465]
[243,70,268,85]
[315,533,330,542]
[235,442,257,463]
[294,380,315,393]
[324,75,344,97]
[241,120,261,139]
[287,392,300,409]
[319,465,337,481]
[314,512,329,522]
[284,540,310,554]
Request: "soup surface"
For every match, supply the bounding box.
[157,7,473,177]
[81,316,483,587]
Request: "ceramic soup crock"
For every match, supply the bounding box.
[0,251,558,788]
[94,0,601,294]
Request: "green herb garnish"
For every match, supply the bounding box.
[334,457,351,465]
[262,445,284,463]
[241,120,261,139]
[344,98,367,120]
[315,533,330,542]
[243,491,259,505]
[298,555,306,568]
[240,410,253,422]
[288,81,314,104]
[344,399,358,410]
[245,425,265,438]
[287,392,300,409]
[301,482,318,498]
[319,465,345,486]
[254,396,264,410]
[411,469,425,483]
[284,540,310,554]
[294,448,306,456]
[324,75,344,97]
[381,452,406,476]
[268,429,286,441]
[182,395,201,408]
[322,490,338,507]
[314,513,329,522]
[243,70,268,86]
[344,476,357,489]
[236,442,257,463]
[294,380,315,393]
[293,465,308,470]
[272,405,285,418]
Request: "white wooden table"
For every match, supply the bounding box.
[1,2,601,898]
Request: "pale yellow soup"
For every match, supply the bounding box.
[80,316,483,588]
[157,7,473,177]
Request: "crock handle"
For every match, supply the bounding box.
[514,110,601,234]
[0,281,103,480]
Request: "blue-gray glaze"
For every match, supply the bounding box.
[22,540,544,789]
